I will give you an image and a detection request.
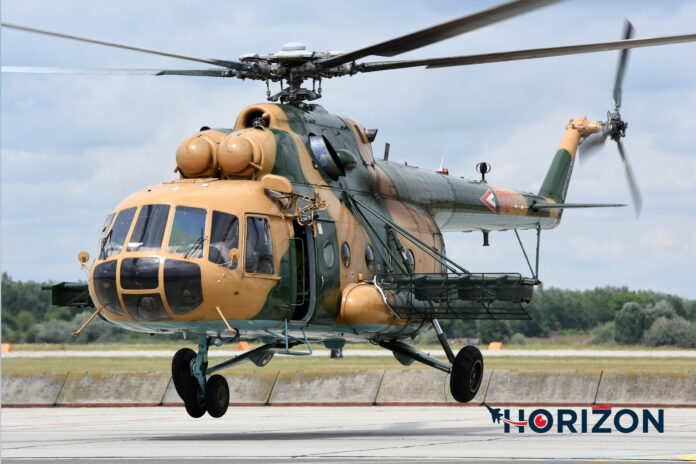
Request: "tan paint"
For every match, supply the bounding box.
[383,199,441,273]
[560,118,604,160]
[89,179,290,324]
[175,125,276,180]
[490,185,529,216]
[261,174,293,194]
[284,132,373,291]
[342,117,374,166]
[235,104,292,131]
[175,130,225,178]
[337,282,408,327]
[541,196,560,219]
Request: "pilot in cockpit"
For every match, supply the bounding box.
[208,212,239,268]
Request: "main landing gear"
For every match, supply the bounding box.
[379,319,484,403]
[172,334,298,418]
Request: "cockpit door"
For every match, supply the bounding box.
[290,222,315,321]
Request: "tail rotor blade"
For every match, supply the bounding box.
[613,20,634,110]
[578,132,608,161]
[617,141,642,216]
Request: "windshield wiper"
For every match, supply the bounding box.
[99,228,114,258]
[184,234,205,259]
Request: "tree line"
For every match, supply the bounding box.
[2,272,695,346]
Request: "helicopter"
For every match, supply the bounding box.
[4,0,696,419]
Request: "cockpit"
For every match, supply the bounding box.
[91,180,279,323]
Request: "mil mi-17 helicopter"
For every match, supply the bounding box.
[5,0,696,418]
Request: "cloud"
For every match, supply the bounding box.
[2,0,695,299]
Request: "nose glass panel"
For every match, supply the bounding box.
[120,258,159,290]
[123,293,170,321]
[164,259,203,315]
[93,260,125,315]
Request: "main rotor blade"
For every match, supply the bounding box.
[358,33,696,72]
[318,0,561,68]
[617,141,642,217]
[613,20,634,110]
[1,66,235,77]
[1,22,249,71]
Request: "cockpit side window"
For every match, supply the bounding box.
[245,216,274,274]
[99,207,136,259]
[208,211,239,268]
[167,206,207,258]
[127,204,170,252]
[100,213,115,243]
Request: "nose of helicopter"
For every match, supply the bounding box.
[92,256,204,321]
[88,179,284,328]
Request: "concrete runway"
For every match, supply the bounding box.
[2,406,695,463]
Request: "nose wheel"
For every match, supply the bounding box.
[171,341,230,418]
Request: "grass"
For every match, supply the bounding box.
[3,353,694,375]
[8,341,694,353]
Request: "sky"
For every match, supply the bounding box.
[2,0,696,299]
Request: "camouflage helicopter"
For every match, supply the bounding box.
[5,0,696,419]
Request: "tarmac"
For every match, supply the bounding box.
[2,406,695,463]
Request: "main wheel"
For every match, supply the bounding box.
[182,378,206,418]
[205,374,229,418]
[172,348,196,400]
[450,345,484,403]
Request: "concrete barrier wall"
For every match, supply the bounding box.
[269,370,383,405]
[162,371,278,406]
[56,372,170,406]
[595,372,696,406]
[376,369,490,405]
[483,370,601,406]
[3,369,695,407]
[1,373,68,406]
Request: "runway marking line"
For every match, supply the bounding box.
[589,452,696,461]
[2,416,177,429]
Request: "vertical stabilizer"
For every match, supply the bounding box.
[538,118,602,203]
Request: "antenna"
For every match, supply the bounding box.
[476,162,491,182]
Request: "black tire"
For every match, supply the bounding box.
[450,345,484,403]
[205,374,229,418]
[172,348,196,400]
[182,378,206,418]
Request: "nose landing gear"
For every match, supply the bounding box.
[171,336,231,419]
[171,334,298,418]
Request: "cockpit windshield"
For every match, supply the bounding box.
[127,204,170,252]
[167,206,206,258]
[99,207,136,259]
[208,211,239,268]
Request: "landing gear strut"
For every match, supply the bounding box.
[171,334,300,418]
[171,335,227,419]
[379,319,484,403]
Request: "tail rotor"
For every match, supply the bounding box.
[579,20,642,216]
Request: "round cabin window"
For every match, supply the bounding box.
[323,241,335,268]
[406,249,415,270]
[341,242,351,268]
[365,244,375,272]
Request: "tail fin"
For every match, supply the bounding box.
[538,118,602,203]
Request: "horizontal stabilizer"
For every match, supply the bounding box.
[533,203,625,209]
